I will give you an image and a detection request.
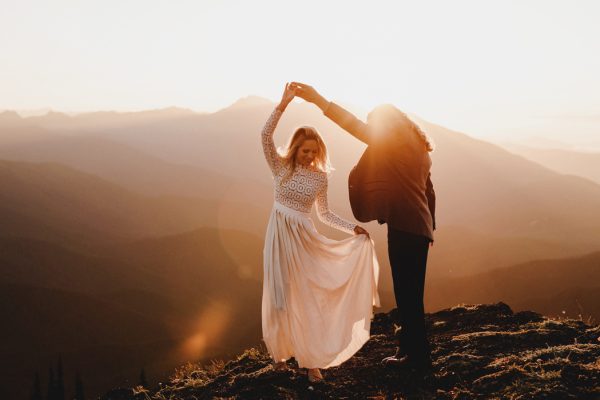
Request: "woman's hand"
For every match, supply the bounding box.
[353,225,370,239]
[276,82,296,112]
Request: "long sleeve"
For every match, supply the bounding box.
[426,173,436,231]
[323,102,371,145]
[262,108,284,175]
[315,179,357,234]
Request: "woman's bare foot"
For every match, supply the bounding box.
[273,361,288,371]
[307,368,323,383]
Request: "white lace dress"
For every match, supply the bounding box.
[261,108,380,369]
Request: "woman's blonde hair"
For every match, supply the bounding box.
[368,104,435,152]
[278,126,332,181]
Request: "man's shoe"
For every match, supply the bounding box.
[382,353,409,367]
[382,354,432,372]
[382,347,405,363]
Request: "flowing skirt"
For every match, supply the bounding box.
[262,201,380,369]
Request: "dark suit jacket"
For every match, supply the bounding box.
[324,102,436,241]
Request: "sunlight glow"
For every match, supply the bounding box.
[179,300,232,360]
[1,0,599,147]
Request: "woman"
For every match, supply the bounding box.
[261,83,380,383]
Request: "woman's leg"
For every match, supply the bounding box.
[273,360,288,371]
[308,368,323,382]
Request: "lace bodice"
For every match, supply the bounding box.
[261,109,357,234]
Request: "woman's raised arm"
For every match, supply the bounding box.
[261,83,296,175]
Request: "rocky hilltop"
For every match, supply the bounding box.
[101,303,600,399]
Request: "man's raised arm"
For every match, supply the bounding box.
[291,82,370,145]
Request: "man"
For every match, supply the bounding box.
[292,82,436,372]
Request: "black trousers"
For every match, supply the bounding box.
[387,226,431,360]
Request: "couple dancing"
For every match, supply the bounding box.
[261,82,436,383]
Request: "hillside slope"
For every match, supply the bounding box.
[101,303,600,399]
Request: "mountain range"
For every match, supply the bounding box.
[501,143,600,185]
[1,97,598,398]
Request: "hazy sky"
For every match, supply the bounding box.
[1,0,599,148]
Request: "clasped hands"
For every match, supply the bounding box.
[279,82,328,111]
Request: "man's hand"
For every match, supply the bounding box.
[290,82,329,111]
[353,225,370,239]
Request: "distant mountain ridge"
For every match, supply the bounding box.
[0,159,216,246]
[427,250,600,323]
[0,131,267,199]
[4,97,600,250]
[1,97,599,295]
[501,143,600,184]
